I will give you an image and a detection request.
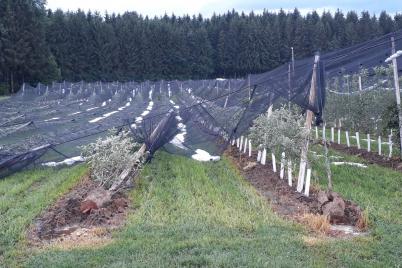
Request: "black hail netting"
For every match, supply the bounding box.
[1,30,402,177]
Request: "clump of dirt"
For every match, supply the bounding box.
[28,177,130,246]
[329,142,402,172]
[226,146,365,237]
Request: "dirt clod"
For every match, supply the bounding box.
[243,162,257,171]
[80,200,98,214]
[317,190,329,205]
[322,196,345,221]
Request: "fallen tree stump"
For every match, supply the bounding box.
[80,187,112,213]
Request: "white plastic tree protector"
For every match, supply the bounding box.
[261,148,266,165]
[257,150,261,162]
[280,152,285,179]
[271,153,277,172]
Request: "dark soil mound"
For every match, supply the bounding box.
[29,177,129,241]
[330,143,402,172]
[226,146,364,234]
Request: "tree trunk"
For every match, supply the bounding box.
[80,144,146,214]
[80,187,112,213]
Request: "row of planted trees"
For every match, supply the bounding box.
[325,66,391,131]
[246,105,322,195]
[324,65,401,148]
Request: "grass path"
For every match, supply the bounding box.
[2,150,401,267]
[0,165,87,265]
[9,152,324,267]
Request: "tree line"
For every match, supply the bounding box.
[1,0,402,94]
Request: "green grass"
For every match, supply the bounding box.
[310,145,402,267]
[0,165,87,265]
[0,95,10,101]
[5,152,325,267]
[2,150,402,267]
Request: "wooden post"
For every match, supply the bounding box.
[272,153,277,172]
[331,127,335,143]
[239,136,243,151]
[391,37,402,159]
[315,126,318,139]
[267,104,273,117]
[338,128,341,144]
[288,63,291,105]
[291,47,295,72]
[297,53,320,193]
[378,136,382,155]
[248,140,252,157]
[367,134,371,152]
[358,75,363,91]
[224,80,230,108]
[248,74,251,101]
[236,138,240,148]
[346,131,350,147]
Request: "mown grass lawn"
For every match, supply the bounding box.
[1,150,401,267]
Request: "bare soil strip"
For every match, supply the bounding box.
[225,146,365,237]
[329,143,402,172]
[28,176,131,248]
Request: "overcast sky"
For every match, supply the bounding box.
[46,0,401,17]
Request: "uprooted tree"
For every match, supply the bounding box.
[78,111,177,214]
[79,129,146,213]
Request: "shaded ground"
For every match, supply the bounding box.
[330,142,402,172]
[28,176,130,246]
[225,146,363,236]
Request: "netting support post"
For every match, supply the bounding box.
[248,74,251,101]
[391,37,402,159]
[297,53,320,193]
[288,63,291,109]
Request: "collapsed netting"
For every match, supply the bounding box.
[1,30,402,177]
